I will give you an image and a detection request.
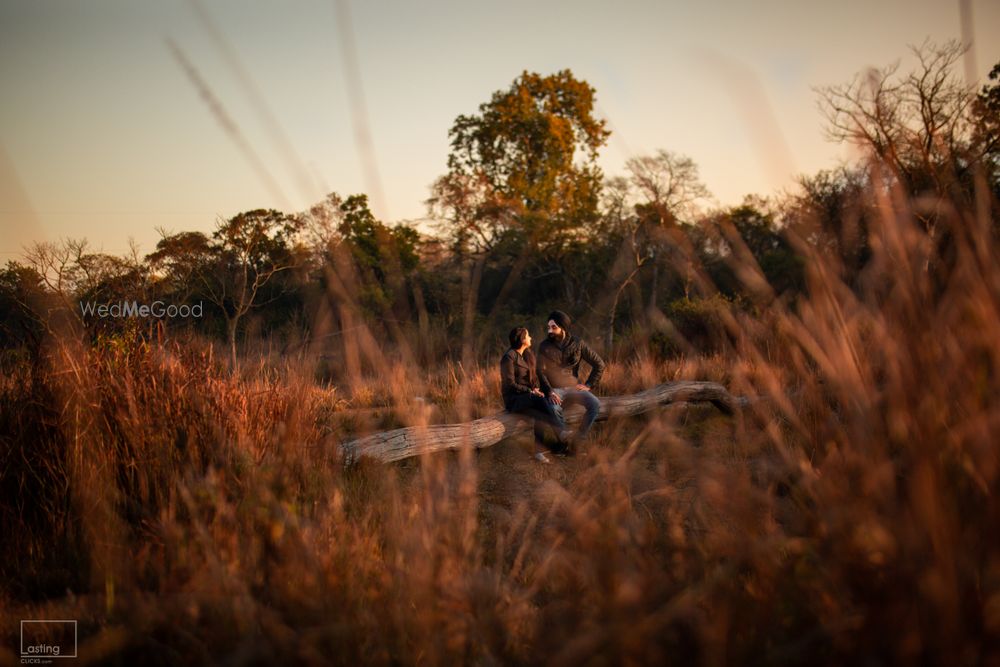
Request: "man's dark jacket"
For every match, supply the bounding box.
[536,334,605,396]
[500,348,540,410]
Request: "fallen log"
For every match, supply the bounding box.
[339,381,747,464]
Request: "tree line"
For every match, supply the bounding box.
[2,41,997,372]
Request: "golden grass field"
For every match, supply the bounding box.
[1,179,998,666]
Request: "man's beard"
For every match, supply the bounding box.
[548,331,565,342]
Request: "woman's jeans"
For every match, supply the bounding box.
[550,387,601,439]
[506,393,566,447]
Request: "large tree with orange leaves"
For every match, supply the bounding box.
[432,69,610,256]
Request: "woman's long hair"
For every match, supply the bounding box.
[508,326,536,366]
[508,327,528,349]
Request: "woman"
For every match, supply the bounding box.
[500,327,568,463]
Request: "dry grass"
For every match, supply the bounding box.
[0,179,998,665]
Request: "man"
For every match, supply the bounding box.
[536,310,606,445]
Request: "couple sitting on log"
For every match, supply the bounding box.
[499,310,606,464]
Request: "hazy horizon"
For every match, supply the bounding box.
[2,0,999,261]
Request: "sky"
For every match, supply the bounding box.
[1,0,999,260]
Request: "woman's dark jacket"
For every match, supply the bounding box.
[500,348,539,411]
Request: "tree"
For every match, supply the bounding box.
[971,61,1000,196]
[438,69,610,257]
[816,40,977,208]
[690,197,803,301]
[212,209,303,366]
[625,150,712,223]
[23,238,90,296]
[146,230,215,302]
[297,192,420,291]
[21,239,151,339]
[148,210,302,367]
[427,171,503,256]
[0,262,46,352]
[336,194,420,313]
[625,150,711,310]
[817,45,1000,286]
[727,200,803,297]
[786,165,874,285]
[594,151,712,349]
[73,244,149,309]
[295,192,430,368]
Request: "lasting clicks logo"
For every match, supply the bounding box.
[20,620,77,663]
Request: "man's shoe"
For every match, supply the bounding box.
[534,452,553,464]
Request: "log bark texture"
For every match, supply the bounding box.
[340,381,746,464]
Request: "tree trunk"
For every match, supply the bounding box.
[339,380,746,464]
[607,265,642,353]
[226,316,238,369]
[649,260,659,310]
[606,291,620,353]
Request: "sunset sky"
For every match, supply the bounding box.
[2,0,999,260]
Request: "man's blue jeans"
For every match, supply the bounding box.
[550,387,601,439]
[506,392,566,447]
